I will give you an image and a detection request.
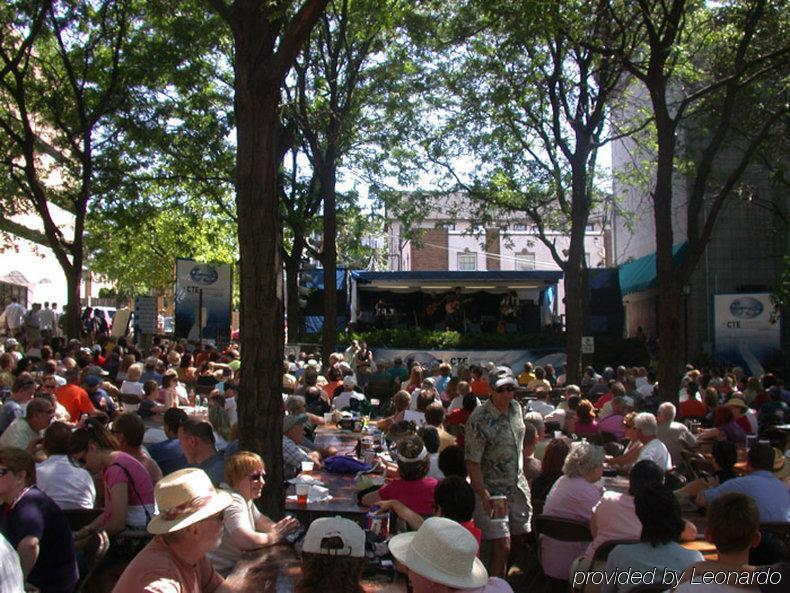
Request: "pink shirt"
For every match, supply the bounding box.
[540,476,601,579]
[574,419,599,437]
[112,537,223,593]
[584,490,642,559]
[597,414,625,440]
[102,452,156,529]
[378,477,438,516]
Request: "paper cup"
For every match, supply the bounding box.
[301,461,314,473]
[554,430,562,439]
[323,413,333,424]
[370,398,380,406]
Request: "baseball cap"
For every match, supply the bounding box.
[302,516,365,558]
[282,413,307,434]
[494,374,517,390]
[83,374,103,388]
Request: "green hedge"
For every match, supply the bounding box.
[301,329,649,369]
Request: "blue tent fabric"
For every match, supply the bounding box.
[304,268,347,291]
[618,243,688,296]
[351,270,563,283]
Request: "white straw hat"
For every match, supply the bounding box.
[388,517,488,589]
[147,468,232,535]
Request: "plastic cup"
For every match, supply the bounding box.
[324,413,333,424]
[489,495,509,520]
[296,483,309,505]
[301,461,314,473]
[370,398,380,407]
[554,430,562,439]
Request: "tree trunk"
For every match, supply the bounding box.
[64,265,82,340]
[321,171,338,366]
[233,59,286,518]
[563,158,592,385]
[652,111,683,406]
[284,237,304,344]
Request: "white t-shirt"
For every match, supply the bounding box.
[0,533,23,593]
[637,438,671,470]
[332,390,365,411]
[2,302,25,329]
[36,454,96,510]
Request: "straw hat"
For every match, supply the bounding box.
[147,468,232,535]
[724,398,748,410]
[389,517,488,589]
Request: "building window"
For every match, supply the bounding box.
[437,222,455,230]
[457,252,477,271]
[516,252,536,270]
[513,223,527,231]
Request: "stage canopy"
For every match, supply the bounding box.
[350,270,563,292]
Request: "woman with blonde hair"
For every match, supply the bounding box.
[405,365,423,394]
[208,451,299,575]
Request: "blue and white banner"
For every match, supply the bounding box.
[713,293,781,375]
[174,258,232,342]
[371,347,566,374]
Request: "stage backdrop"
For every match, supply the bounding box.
[713,292,781,376]
[175,258,232,342]
[372,348,566,374]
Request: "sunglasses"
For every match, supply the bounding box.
[496,386,515,393]
[0,468,11,477]
[248,472,265,482]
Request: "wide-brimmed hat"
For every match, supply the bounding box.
[724,398,748,410]
[389,517,488,589]
[302,516,365,558]
[772,448,790,480]
[147,468,232,535]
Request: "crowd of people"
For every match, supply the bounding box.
[0,315,788,592]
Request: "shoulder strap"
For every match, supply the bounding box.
[110,461,152,522]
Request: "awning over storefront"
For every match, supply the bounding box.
[618,242,688,296]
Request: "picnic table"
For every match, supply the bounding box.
[285,425,376,522]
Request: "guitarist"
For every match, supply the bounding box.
[444,287,464,330]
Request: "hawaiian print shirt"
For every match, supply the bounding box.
[465,399,530,499]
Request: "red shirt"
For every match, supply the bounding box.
[460,519,482,551]
[55,383,95,421]
[446,408,473,446]
[470,379,490,397]
[679,398,707,418]
[595,392,613,409]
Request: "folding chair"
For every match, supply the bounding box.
[573,539,640,593]
[75,530,110,593]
